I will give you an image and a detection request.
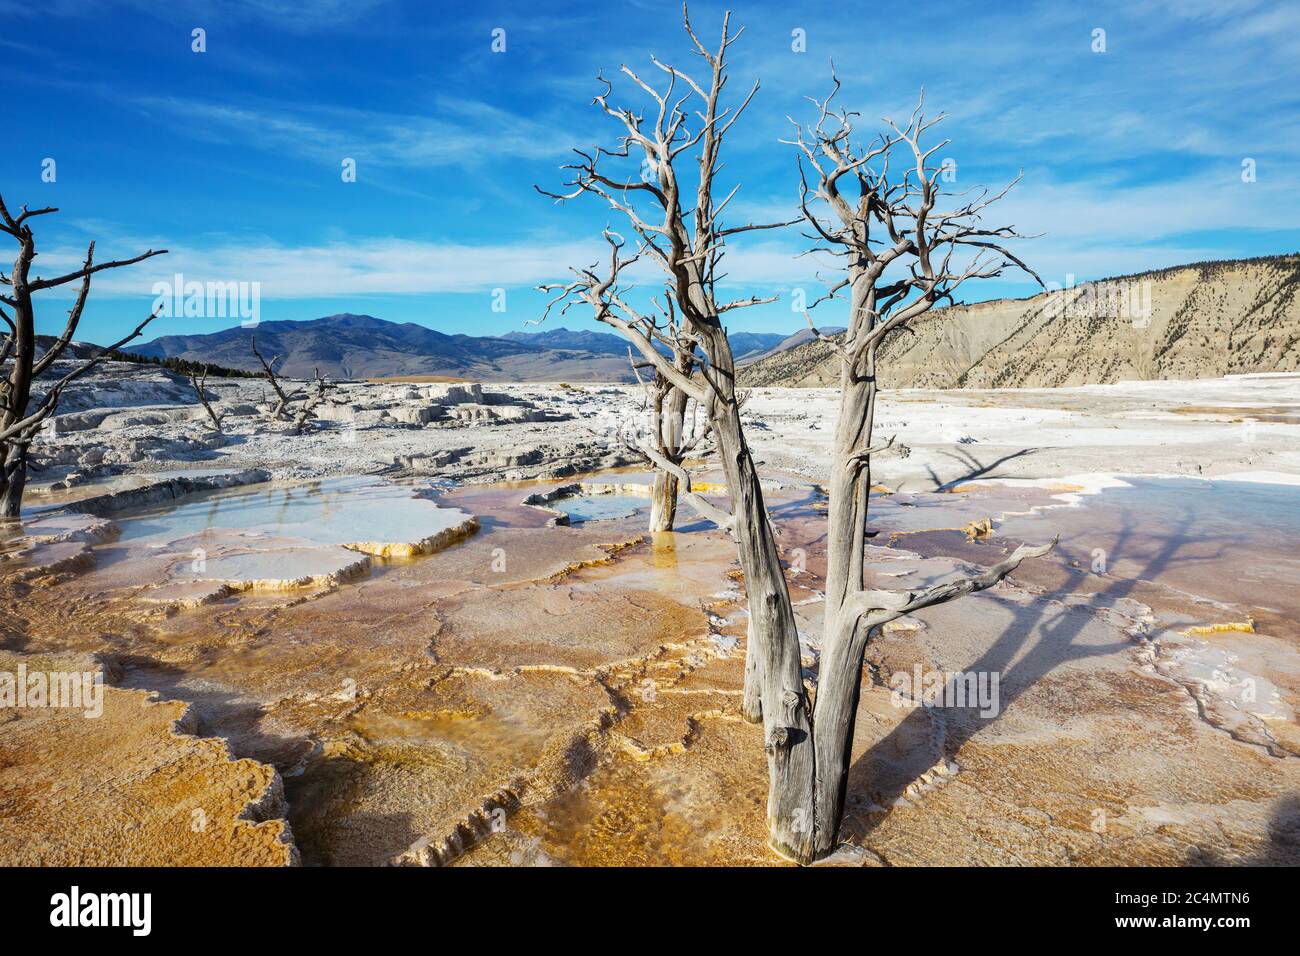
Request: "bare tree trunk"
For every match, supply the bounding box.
[708,397,816,863]
[188,366,224,434]
[811,288,879,851]
[742,618,763,723]
[822,343,875,615]
[811,611,873,857]
[648,383,689,532]
[0,447,27,518]
[648,469,679,532]
[0,197,164,517]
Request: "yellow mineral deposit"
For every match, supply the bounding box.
[2,470,1297,866]
[1184,621,1256,636]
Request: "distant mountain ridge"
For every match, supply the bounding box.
[134,315,797,382]
[502,327,785,362]
[740,255,1300,388]
[501,327,636,357]
[135,314,551,381]
[739,326,847,365]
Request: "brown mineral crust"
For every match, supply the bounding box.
[0,652,296,866]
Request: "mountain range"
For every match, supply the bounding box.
[133,316,793,382]
[131,254,1300,388]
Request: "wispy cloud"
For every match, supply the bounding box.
[8,0,1299,338]
[32,230,836,302]
[38,236,598,299]
[131,95,576,170]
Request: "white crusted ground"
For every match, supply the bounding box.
[26,363,1300,499]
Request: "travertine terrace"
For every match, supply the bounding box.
[1,362,1297,865]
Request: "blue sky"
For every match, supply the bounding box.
[5,0,1299,345]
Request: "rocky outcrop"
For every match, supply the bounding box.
[741,255,1300,388]
[386,440,638,482]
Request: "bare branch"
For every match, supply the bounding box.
[188,365,224,434]
[629,432,734,533]
[29,248,168,292]
[0,310,159,445]
[848,537,1058,629]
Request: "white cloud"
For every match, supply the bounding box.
[29,229,832,303]
[133,95,576,170]
[998,168,1300,261]
[38,236,596,298]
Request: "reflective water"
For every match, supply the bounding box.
[1092,476,1300,538]
[194,546,370,588]
[550,494,648,523]
[11,466,1299,866]
[995,476,1300,632]
[115,476,472,549]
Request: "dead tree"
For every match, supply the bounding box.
[645,377,691,531]
[292,368,338,434]
[251,335,302,421]
[0,195,166,517]
[621,307,713,532]
[249,337,339,433]
[782,75,1054,858]
[619,343,732,534]
[540,8,1054,864]
[187,365,224,433]
[538,7,810,858]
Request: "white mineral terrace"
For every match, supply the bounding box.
[2,362,1298,867]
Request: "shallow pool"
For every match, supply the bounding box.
[995,476,1300,633]
[551,494,648,523]
[115,476,472,550]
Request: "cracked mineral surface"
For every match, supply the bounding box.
[1,362,1297,866]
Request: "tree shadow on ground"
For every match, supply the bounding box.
[1189,793,1300,866]
[925,446,1042,491]
[840,505,1232,850]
